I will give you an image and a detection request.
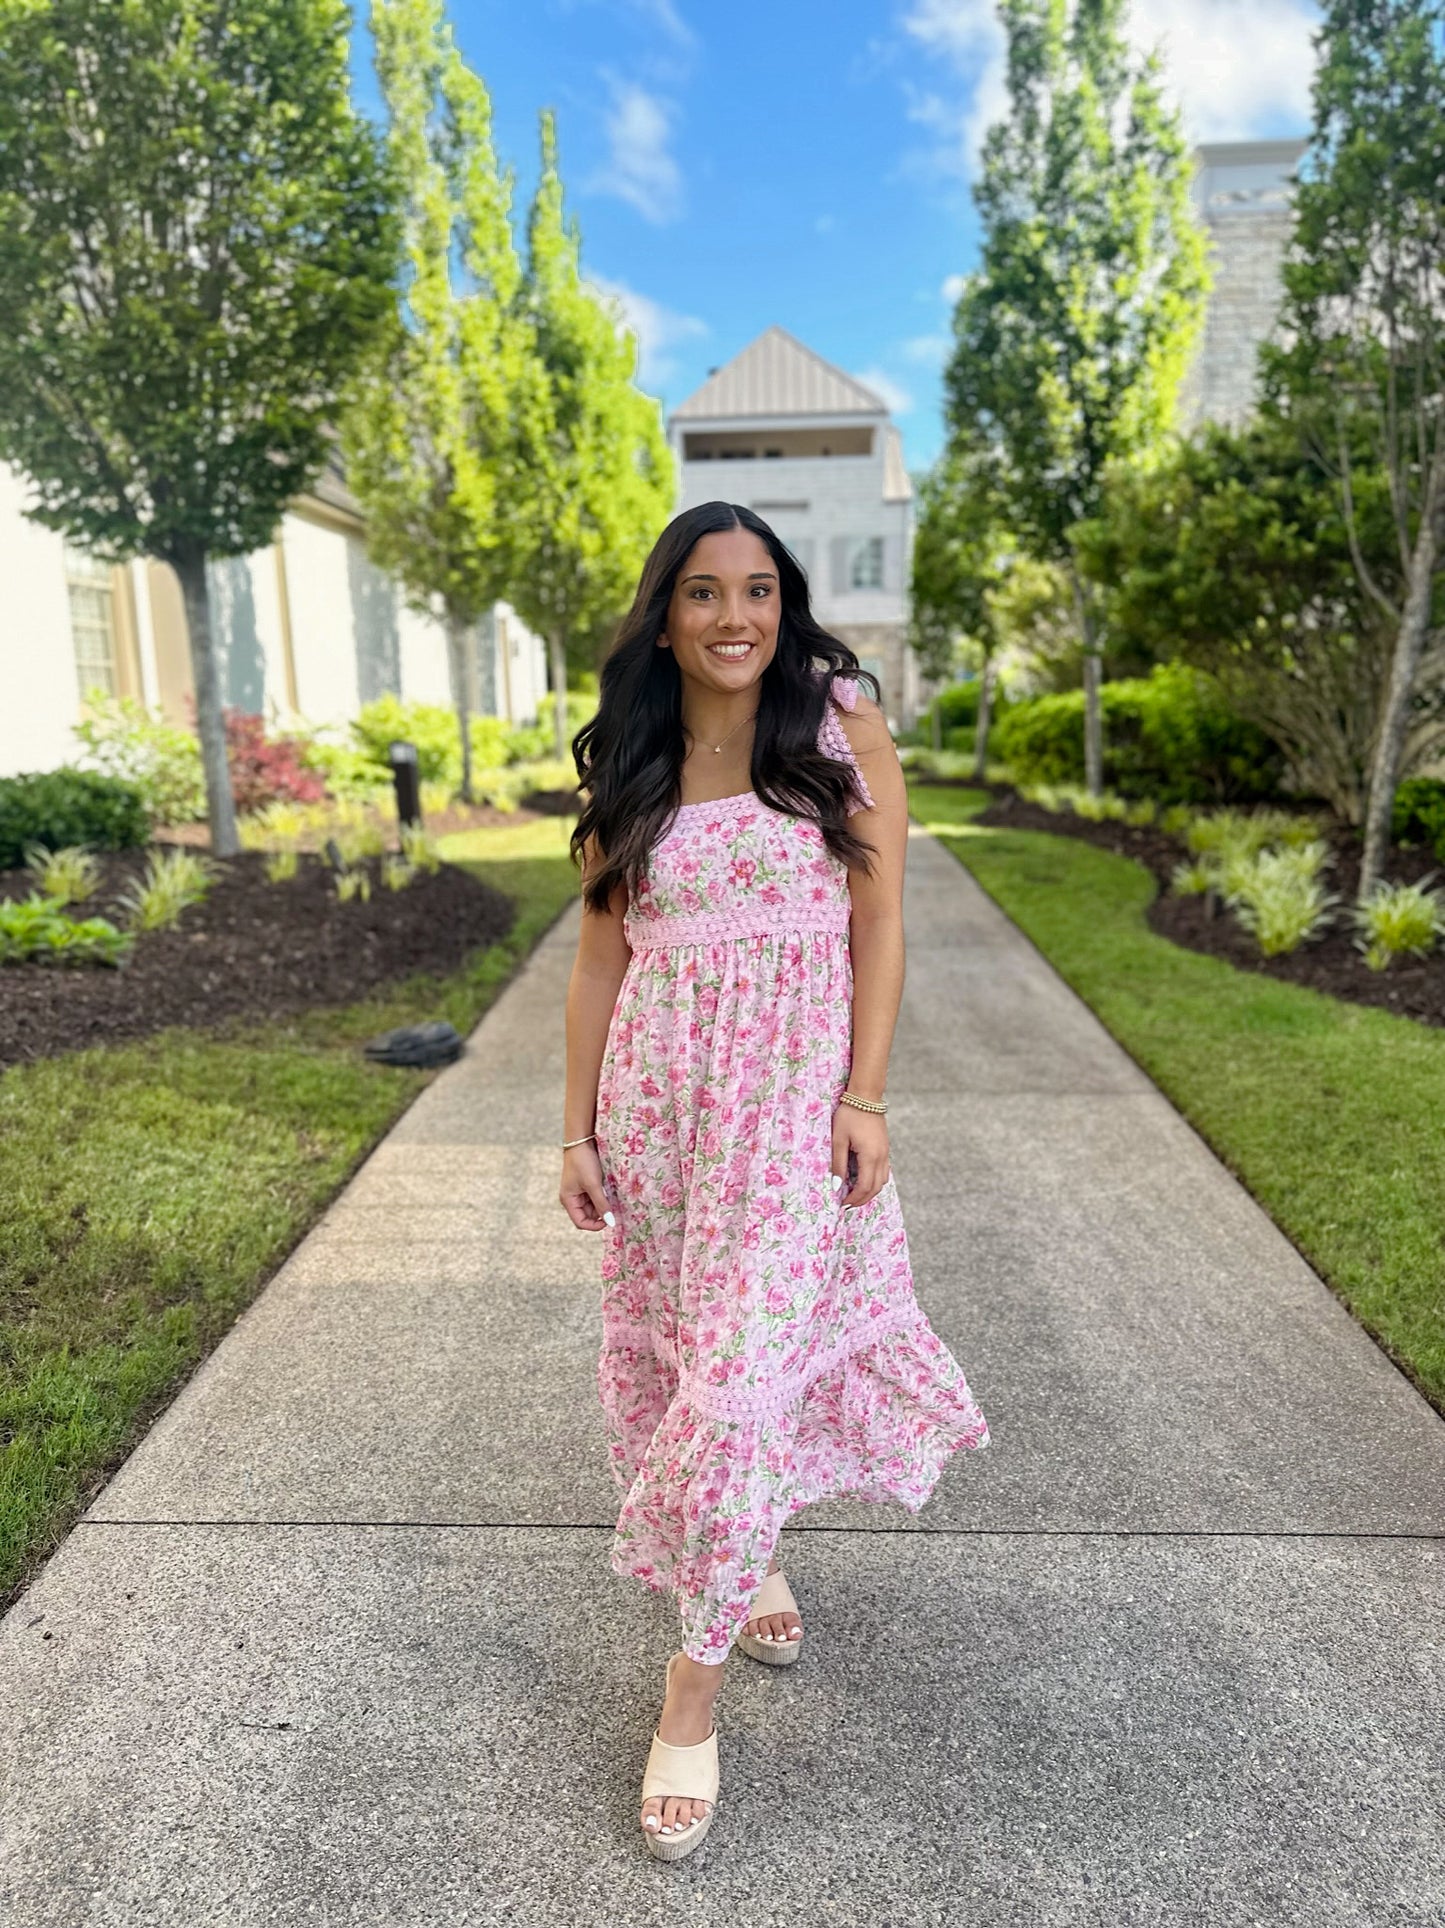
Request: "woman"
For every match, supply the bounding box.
[559,500,989,1860]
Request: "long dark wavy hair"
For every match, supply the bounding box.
[569,501,883,914]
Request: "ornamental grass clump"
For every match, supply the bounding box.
[334,866,372,903]
[1169,858,1214,896]
[118,848,220,932]
[23,840,102,905]
[264,848,300,884]
[1352,879,1445,972]
[399,823,442,873]
[382,856,417,891]
[1227,849,1338,957]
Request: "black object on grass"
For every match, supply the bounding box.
[388,740,422,829]
[362,1020,463,1068]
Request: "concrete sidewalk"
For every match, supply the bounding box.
[2,824,1442,1927]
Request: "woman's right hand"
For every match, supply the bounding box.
[560,1141,615,1232]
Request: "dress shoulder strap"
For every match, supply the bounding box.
[816,672,875,814]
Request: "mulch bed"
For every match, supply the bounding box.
[0,849,517,1070]
[959,783,1445,1030]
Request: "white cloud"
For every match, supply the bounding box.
[589,74,683,223]
[901,332,952,364]
[587,272,707,389]
[941,273,967,303]
[624,0,695,46]
[1140,0,1318,138]
[854,368,915,416]
[900,0,1319,179]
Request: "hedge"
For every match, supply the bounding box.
[993,665,1283,804]
[0,769,151,870]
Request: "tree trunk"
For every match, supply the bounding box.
[445,611,475,805]
[1082,649,1103,796]
[1067,558,1104,796]
[172,545,239,857]
[972,656,996,783]
[549,630,569,762]
[1358,510,1441,900]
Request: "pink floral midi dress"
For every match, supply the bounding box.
[594,672,990,1663]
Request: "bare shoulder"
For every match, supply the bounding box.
[836,688,893,756]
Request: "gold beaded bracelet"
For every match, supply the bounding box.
[839,1091,888,1114]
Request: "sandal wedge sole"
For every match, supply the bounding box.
[736,1568,804,1666]
[641,1655,720,1863]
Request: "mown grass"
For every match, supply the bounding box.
[0,815,580,1606]
[908,781,1445,1414]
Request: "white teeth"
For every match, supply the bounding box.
[708,644,752,658]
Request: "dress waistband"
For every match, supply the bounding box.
[624,902,852,950]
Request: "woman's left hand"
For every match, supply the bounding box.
[831,1102,890,1210]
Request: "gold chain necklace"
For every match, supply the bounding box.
[687,707,759,754]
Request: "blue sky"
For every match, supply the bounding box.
[351,0,1322,475]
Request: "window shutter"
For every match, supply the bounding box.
[830,537,850,596]
[884,532,904,592]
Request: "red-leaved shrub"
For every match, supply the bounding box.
[186,704,328,813]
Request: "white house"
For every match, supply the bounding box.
[668,326,925,730]
[0,452,549,782]
[1179,138,1310,432]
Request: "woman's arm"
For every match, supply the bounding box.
[560,833,632,1231]
[833,692,908,1209]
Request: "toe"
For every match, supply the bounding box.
[641,1796,662,1835]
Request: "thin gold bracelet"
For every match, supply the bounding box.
[562,1132,597,1148]
[839,1091,887,1114]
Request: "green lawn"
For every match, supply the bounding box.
[0,815,579,1607]
[909,781,1445,1414]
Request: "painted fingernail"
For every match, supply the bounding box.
[830,1175,842,1192]
[603,1211,616,1227]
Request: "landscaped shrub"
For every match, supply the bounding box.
[923,677,1010,735]
[1391,777,1445,861]
[223,710,327,813]
[71,693,207,823]
[994,665,1283,803]
[0,768,150,869]
[346,691,594,793]
[0,891,133,966]
[348,697,459,785]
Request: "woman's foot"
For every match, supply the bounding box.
[742,1554,803,1650]
[640,1654,722,1842]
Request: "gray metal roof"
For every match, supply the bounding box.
[672,325,889,422]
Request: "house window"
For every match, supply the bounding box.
[850,536,885,590]
[64,541,119,699]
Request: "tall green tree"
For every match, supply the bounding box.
[944,0,1210,792]
[511,112,674,760]
[341,0,545,804]
[910,451,1014,773]
[1075,417,1411,820]
[0,0,397,855]
[1260,0,1445,896]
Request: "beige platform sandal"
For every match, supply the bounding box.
[735,1567,804,1665]
[639,1654,720,1862]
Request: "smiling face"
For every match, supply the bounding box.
[663,526,781,693]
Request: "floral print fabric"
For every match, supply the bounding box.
[594,673,990,1662]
